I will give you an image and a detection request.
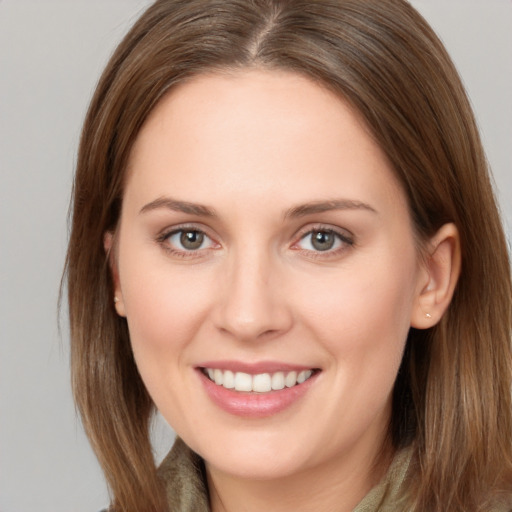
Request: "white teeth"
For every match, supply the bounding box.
[214,369,223,386]
[285,371,297,388]
[234,372,253,392]
[253,373,272,392]
[223,370,235,389]
[271,372,285,390]
[299,370,313,383]
[204,368,315,392]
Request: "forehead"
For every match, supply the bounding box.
[124,69,407,216]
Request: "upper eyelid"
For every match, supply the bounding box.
[157,227,219,258]
[156,225,218,250]
[157,223,213,239]
[294,224,354,241]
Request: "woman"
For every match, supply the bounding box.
[65,0,512,510]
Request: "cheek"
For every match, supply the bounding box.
[118,249,213,369]
[299,248,418,377]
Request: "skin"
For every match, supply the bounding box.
[108,69,460,512]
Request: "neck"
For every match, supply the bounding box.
[206,439,393,512]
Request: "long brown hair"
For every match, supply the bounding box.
[65,0,512,510]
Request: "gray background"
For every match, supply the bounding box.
[0,1,510,511]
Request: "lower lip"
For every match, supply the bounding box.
[197,369,319,418]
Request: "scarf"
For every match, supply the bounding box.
[158,438,413,511]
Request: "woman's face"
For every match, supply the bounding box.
[112,70,427,480]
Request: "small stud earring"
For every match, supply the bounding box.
[425,313,432,319]
[114,296,119,304]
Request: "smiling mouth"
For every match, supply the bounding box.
[201,368,318,393]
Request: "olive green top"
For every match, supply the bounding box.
[158,438,511,511]
[158,438,412,512]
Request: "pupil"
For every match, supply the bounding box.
[312,231,334,251]
[180,231,204,250]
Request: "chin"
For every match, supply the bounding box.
[183,422,333,482]
[204,447,310,481]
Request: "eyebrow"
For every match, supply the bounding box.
[284,199,377,218]
[139,196,377,218]
[139,197,216,217]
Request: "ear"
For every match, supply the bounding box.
[104,231,126,317]
[410,223,461,329]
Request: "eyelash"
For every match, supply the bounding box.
[156,224,354,260]
[292,225,354,259]
[156,224,218,259]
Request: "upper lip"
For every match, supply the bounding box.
[196,360,318,374]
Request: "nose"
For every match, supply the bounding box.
[213,248,293,342]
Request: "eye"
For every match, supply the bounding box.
[295,228,353,253]
[162,228,216,252]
